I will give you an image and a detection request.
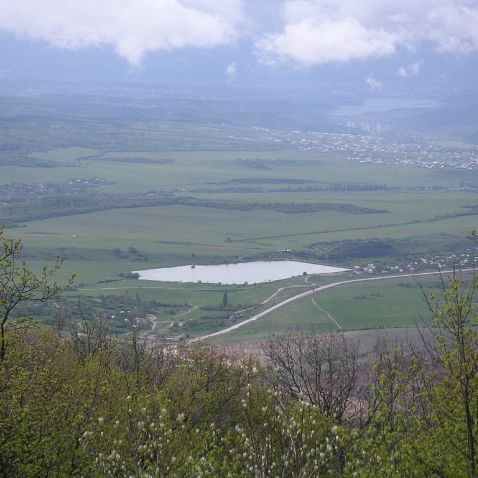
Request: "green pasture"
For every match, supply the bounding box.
[3,141,478,194]
[11,189,478,271]
[209,275,445,343]
[3,111,478,342]
[63,274,322,332]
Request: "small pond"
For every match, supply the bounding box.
[133,261,348,285]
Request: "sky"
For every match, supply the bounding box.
[0,0,477,88]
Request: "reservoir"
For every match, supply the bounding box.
[133,261,348,285]
[334,97,438,116]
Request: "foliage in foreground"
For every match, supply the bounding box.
[1,273,478,478]
[0,224,477,476]
[0,328,338,477]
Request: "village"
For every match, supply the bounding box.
[352,247,478,276]
[249,126,478,171]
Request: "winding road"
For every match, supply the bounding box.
[189,268,473,343]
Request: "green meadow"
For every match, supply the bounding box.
[2,97,478,341]
[209,275,444,343]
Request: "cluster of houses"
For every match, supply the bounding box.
[356,152,478,171]
[248,126,478,172]
[351,250,477,276]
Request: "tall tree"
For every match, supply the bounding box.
[0,226,74,361]
[264,331,359,422]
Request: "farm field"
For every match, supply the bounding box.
[208,274,448,343]
[16,194,478,258]
[2,94,478,342]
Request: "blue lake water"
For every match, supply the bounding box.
[133,261,348,285]
[334,97,438,116]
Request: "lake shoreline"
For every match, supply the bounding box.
[133,260,348,285]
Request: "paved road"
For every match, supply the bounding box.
[189,269,473,343]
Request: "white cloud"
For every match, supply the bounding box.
[2,0,478,69]
[257,16,396,65]
[397,60,423,77]
[226,62,237,79]
[256,0,478,66]
[365,75,382,91]
[0,0,244,66]
[427,5,478,53]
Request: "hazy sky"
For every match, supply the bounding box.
[0,0,477,86]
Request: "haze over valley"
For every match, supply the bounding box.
[1,2,478,475]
